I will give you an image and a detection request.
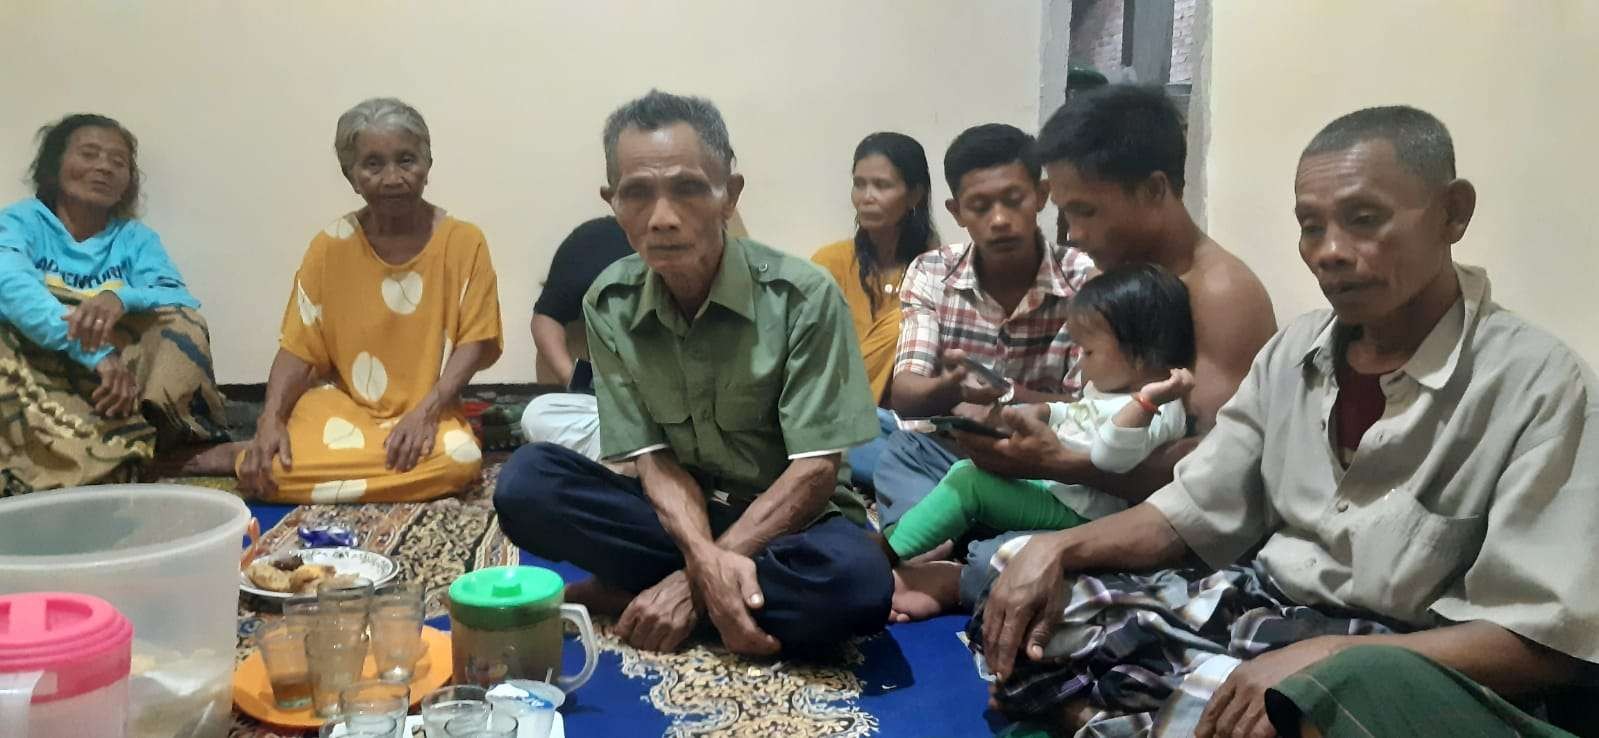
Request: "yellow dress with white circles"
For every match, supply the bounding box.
[240,212,503,503]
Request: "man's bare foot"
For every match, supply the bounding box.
[177,441,245,475]
[889,560,963,623]
[565,578,635,617]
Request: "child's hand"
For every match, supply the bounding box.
[1139,368,1195,406]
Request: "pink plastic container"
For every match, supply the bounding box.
[0,592,134,738]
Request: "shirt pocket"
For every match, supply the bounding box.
[1349,492,1483,623]
[639,383,694,450]
[714,377,780,431]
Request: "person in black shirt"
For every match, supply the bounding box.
[522,216,631,458]
[523,213,747,458]
[532,216,633,386]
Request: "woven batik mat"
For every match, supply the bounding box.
[592,619,880,738]
[156,465,519,737]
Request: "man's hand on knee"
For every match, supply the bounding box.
[616,570,699,653]
[1196,637,1342,738]
[687,547,781,657]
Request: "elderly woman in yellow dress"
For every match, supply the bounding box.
[194,98,503,502]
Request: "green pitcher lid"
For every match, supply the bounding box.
[448,566,564,630]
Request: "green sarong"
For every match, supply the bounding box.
[1266,645,1577,737]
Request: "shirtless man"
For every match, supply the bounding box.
[892,85,1278,619]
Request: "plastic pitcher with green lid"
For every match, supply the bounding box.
[447,566,596,691]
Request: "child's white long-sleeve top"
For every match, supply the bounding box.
[1042,382,1187,519]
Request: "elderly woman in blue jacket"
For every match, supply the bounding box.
[0,113,227,494]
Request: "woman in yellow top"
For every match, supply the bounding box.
[811,131,937,488]
[193,98,503,502]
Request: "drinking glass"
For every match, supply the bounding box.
[421,685,490,738]
[370,599,425,682]
[253,622,311,709]
[317,714,399,738]
[305,629,369,717]
[443,711,518,737]
[338,679,410,738]
[318,576,376,624]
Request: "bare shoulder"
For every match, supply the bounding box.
[1186,240,1276,329]
[1182,240,1279,431]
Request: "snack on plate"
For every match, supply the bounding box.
[324,573,363,590]
[244,555,346,594]
[289,564,337,594]
[245,560,291,592]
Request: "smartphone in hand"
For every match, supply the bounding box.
[960,356,1010,390]
[929,415,1012,439]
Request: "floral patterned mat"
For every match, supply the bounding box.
[597,624,879,738]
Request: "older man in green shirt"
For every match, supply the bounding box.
[495,90,890,656]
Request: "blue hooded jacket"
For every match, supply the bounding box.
[0,197,199,368]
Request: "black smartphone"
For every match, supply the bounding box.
[960,356,1010,390]
[929,415,1012,439]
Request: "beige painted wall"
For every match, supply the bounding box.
[0,1,1043,383]
[1198,1,1599,363]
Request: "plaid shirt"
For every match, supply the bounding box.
[893,237,1095,395]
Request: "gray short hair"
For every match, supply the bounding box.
[602,89,735,186]
[1302,105,1455,188]
[334,97,432,176]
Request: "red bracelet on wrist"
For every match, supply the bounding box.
[1132,392,1159,414]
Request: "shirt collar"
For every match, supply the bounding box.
[1301,262,1490,390]
[631,237,756,331]
[946,242,980,291]
[946,231,1068,297]
[1036,238,1077,299]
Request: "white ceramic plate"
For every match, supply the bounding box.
[239,547,399,600]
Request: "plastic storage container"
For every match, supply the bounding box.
[0,592,134,738]
[0,485,250,738]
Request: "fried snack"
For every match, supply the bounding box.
[290,564,337,594]
[323,573,362,590]
[246,560,292,592]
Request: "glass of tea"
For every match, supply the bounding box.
[253,621,312,710]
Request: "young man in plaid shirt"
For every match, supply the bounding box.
[872,123,1097,620]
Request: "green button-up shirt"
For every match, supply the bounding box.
[582,237,880,523]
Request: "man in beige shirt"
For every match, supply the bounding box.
[971,106,1598,737]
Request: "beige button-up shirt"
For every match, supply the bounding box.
[1148,264,1599,663]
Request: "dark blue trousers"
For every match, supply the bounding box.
[493,443,892,655]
